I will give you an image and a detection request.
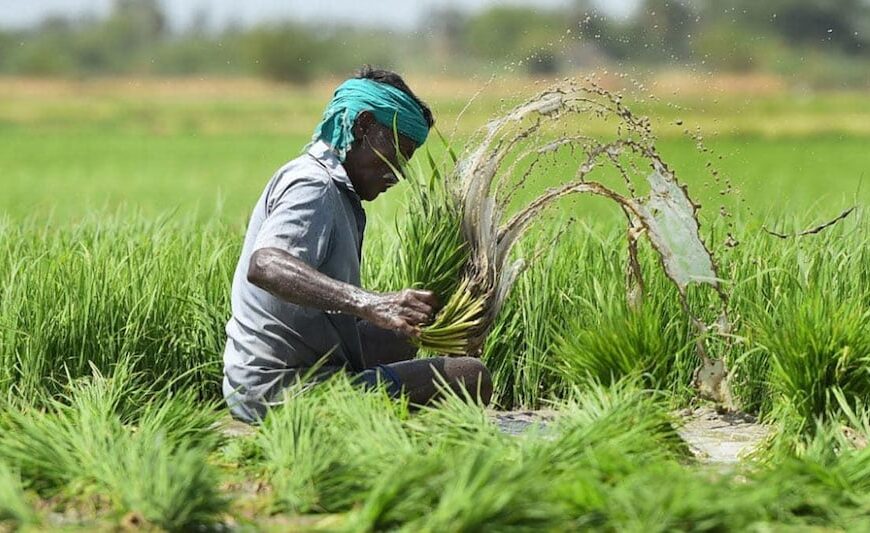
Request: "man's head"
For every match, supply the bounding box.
[311,66,434,201]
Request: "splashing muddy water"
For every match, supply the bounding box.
[411,80,733,404]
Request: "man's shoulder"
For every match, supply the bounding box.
[275,151,334,187]
[267,151,337,204]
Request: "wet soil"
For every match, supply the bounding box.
[488,406,772,465]
[488,409,559,436]
[675,407,772,465]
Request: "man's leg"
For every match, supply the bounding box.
[356,321,492,406]
[223,366,345,424]
[360,357,493,406]
[357,320,418,367]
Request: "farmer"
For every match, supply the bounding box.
[223,67,493,423]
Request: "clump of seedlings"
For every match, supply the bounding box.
[398,80,732,401]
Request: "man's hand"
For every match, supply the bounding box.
[360,289,439,337]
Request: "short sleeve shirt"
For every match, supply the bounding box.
[223,141,367,402]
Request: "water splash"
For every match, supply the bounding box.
[409,80,733,404]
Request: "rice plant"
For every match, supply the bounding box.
[395,142,469,305]
[752,404,870,528]
[755,288,870,433]
[249,373,700,531]
[0,192,864,529]
[0,362,226,530]
[555,286,693,392]
[97,426,226,531]
[597,462,764,531]
[254,375,414,514]
[0,461,36,529]
[0,214,233,404]
[1,80,870,530]
[479,233,585,407]
[538,379,691,465]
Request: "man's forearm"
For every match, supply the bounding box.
[247,247,371,318]
[248,247,438,337]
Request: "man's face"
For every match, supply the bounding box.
[343,111,419,202]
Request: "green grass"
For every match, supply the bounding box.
[0,361,226,530]
[0,461,35,529]
[0,215,233,403]
[1,131,866,225]
[0,81,869,529]
[1,210,865,528]
[0,80,867,224]
[65,370,870,530]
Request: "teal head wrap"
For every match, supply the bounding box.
[309,78,429,161]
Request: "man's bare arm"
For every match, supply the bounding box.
[248,247,438,337]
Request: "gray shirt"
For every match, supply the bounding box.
[223,140,367,410]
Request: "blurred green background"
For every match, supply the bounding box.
[0,0,867,227]
[1,0,868,86]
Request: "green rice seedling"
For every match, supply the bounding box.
[597,455,865,531]
[254,375,414,514]
[394,142,469,305]
[97,426,226,531]
[348,385,511,530]
[255,385,342,513]
[752,412,870,528]
[0,362,226,529]
[0,214,234,404]
[478,232,584,408]
[353,385,566,532]
[518,380,692,529]
[0,461,36,529]
[57,358,224,450]
[535,379,690,467]
[73,366,226,529]
[292,382,416,513]
[718,211,868,414]
[757,292,870,433]
[745,394,870,526]
[545,408,869,531]
[344,451,445,531]
[478,221,704,409]
[598,461,772,532]
[409,444,569,532]
[132,385,226,451]
[758,385,870,459]
[342,379,870,532]
[103,404,225,530]
[258,376,575,530]
[532,380,867,530]
[405,381,504,445]
[555,282,694,393]
[0,390,123,496]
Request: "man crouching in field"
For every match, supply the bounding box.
[223,67,492,423]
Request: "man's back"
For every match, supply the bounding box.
[223,141,367,417]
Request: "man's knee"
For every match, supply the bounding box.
[443,356,493,406]
[222,378,266,425]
